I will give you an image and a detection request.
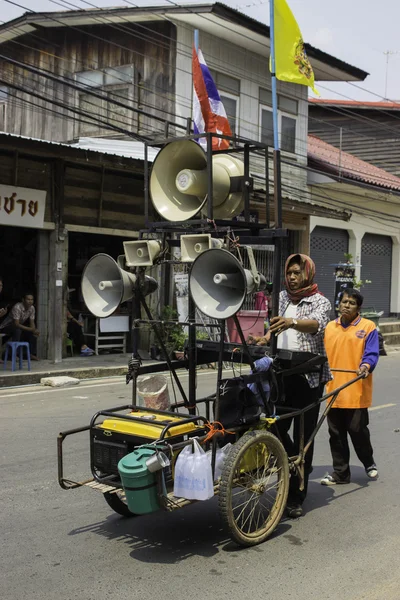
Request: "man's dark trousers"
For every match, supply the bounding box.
[1,321,37,355]
[327,407,374,482]
[276,374,321,505]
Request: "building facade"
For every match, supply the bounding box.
[307,135,400,315]
[0,4,368,359]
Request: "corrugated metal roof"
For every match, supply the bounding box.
[308,134,400,191]
[0,132,160,162]
[309,99,400,110]
[72,137,160,161]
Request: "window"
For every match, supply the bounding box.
[209,70,240,135]
[259,89,298,153]
[281,115,296,154]
[0,86,8,132]
[75,65,135,137]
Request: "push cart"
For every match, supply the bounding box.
[58,132,362,547]
[58,345,362,547]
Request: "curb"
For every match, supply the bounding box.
[0,365,128,388]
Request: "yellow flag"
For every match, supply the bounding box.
[272,0,319,95]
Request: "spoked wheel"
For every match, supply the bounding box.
[103,490,137,517]
[219,430,289,547]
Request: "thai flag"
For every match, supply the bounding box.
[192,46,232,150]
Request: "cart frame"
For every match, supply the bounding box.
[58,132,363,546]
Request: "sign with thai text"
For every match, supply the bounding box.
[0,185,46,229]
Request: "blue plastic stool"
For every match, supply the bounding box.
[3,341,31,372]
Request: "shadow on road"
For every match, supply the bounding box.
[305,464,371,513]
[68,496,292,563]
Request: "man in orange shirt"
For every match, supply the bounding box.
[322,288,379,485]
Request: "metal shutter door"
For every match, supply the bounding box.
[310,226,349,309]
[361,233,392,316]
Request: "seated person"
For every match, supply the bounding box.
[67,309,94,356]
[0,292,40,360]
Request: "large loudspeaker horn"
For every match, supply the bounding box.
[189,249,265,320]
[81,253,157,318]
[180,234,223,263]
[150,140,244,222]
[123,240,162,267]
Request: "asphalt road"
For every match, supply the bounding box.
[0,359,399,600]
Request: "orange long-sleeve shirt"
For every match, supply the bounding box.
[324,316,379,409]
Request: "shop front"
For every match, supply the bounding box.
[0,133,146,363]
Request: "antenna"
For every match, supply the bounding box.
[383,50,400,100]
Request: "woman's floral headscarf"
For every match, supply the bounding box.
[284,254,320,302]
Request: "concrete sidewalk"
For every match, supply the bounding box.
[0,352,135,388]
[2,345,396,389]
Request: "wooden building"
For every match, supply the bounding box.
[309,99,400,176]
[0,5,369,360]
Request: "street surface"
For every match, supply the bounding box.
[0,358,399,600]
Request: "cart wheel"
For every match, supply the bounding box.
[219,430,289,547]
[103,491,137,517]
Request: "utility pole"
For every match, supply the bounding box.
[383,50,400,100]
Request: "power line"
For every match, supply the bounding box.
[0,71,151,139]
[2,0,397,148]
[3,42,399,168]
[4,71,400,226]
[3,1,400,186]
[0,52,187,134]
[4,56,400,191]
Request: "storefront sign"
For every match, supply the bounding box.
[0,185,46,229]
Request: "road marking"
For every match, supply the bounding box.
[0,380,126,398]
[0,368,237,399]
[369,403,396,411]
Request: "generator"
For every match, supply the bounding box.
[90,408,207,489]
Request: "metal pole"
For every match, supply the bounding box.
[207,132,213,220]
[269,0,283,355]
[243,143,250,222]
[265,146,270,228]
[144,142,149,227]
[187,293,197,416]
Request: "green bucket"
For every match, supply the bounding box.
[118,448,160,515]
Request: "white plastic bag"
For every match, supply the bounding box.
[173,439,214,501]
[206,443,232,480]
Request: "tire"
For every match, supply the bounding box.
[103,491,137,517]
[219,430,289,547]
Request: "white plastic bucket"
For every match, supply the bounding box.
[137,374,171,411]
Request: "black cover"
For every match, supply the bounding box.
[216,378,262,429]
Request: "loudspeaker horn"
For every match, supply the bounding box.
[123,239,162,267]
[189,249,266,320]
[180,234,224,263]
[81,253,158,318]
[150,140,244,222]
